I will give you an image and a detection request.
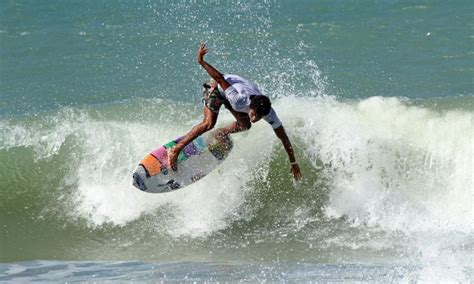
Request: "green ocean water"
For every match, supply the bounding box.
[0,0,473,282]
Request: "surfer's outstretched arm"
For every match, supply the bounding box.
[197,42,231,91]
[273,126,302,181]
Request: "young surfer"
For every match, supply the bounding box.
[169,42,302,181]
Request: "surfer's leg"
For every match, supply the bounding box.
[169,107,218,171]
[215,108,251,137]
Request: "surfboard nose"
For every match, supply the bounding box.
[132,171,147,191]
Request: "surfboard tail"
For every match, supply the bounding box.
[207,133,233,160]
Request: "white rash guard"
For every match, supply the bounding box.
[221,74,283,129]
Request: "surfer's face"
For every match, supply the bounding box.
[248,108,262,123]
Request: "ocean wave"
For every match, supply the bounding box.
[1,96,472,278]
[1,96,471,231]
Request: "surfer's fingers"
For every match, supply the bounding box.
[290,166,302,180]
[198,43,209,53]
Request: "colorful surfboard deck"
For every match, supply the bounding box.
[132,132,233,193]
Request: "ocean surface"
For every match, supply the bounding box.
[1,0,473,282]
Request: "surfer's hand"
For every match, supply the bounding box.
[198,42,208,64]
[290,163,302,181]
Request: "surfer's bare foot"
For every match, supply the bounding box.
[168,147,179,171]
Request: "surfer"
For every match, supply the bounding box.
[169,42,302,181]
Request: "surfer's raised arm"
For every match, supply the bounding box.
[197,42,231,91]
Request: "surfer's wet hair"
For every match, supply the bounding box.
[249,95,271,117]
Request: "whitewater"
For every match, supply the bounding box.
[1,94,472,281]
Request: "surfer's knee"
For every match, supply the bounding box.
[202,121,215,132]
[240,120,251,131]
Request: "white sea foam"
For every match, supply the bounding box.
[278,95,473,280]
[284,95,473,233]
[70,108,273,235]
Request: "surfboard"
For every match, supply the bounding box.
[132,132,233,193]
